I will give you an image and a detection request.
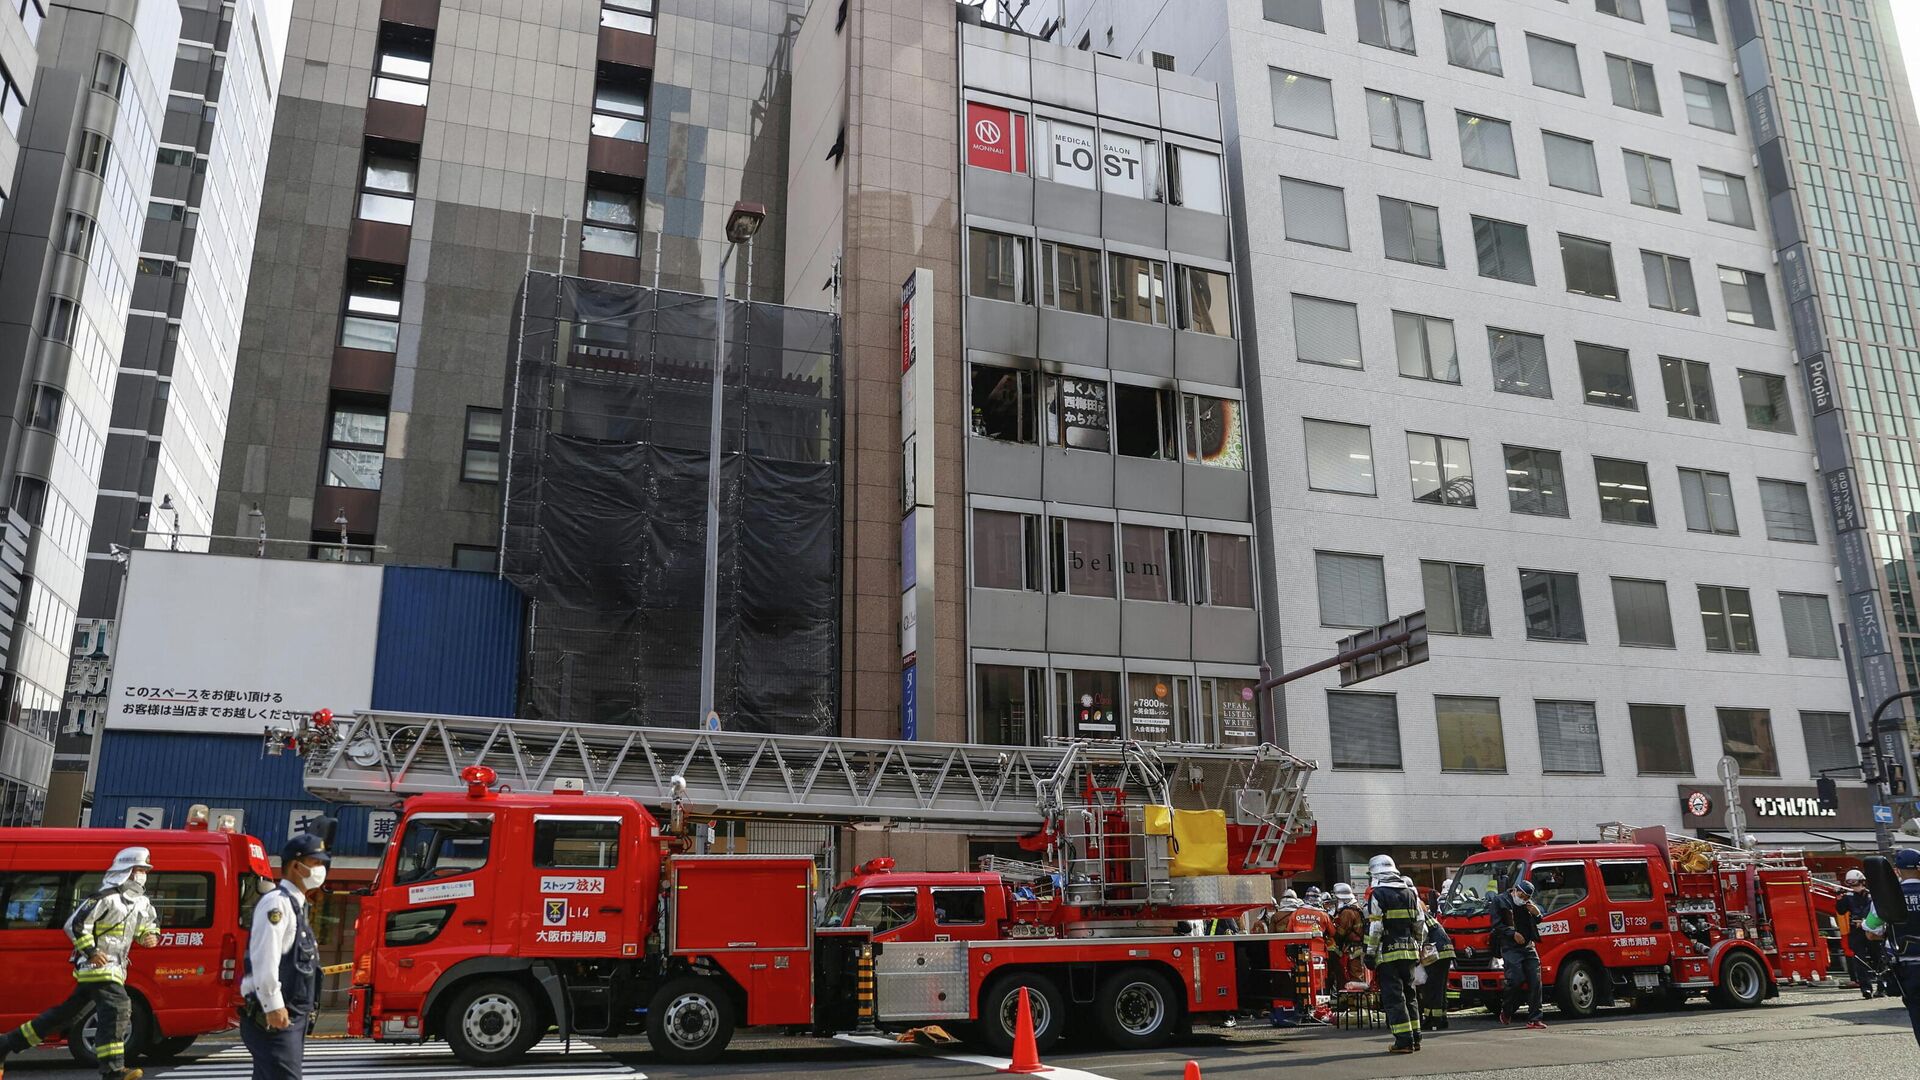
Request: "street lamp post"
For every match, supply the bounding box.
[698,201,767,733]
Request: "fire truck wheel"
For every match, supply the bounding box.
[1093,967,1178,1050]
[645,976,737,1064]
[1712,952,1767,1008]
[149,1035,198,1059]
[67,998,152,1067]
[443,978,546,1065]
[979,973,1065,1056]
[1552,957,1602,1018]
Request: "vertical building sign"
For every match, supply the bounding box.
[901,269,936,740]
[966,102,1027,173]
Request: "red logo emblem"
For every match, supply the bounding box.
[1685,791,1712,817]
[966,102,1027,173]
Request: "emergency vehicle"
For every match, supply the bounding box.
[0,815,275,1066]
[1439,823,1842,1017]
[286,709,1321,1064]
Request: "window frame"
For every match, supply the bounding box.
[1577,343,1637,410]
[1489,327,1551,398]
[1642,250,1699,315]
[461,407,501,484]
[1407,431,1475,507]
[1192,531,1255,608]
[1525,33,1584,97]
[1504,444,1568,517]
[1049,517,1116,598]
[1175,264,1232,336]
[1536,699,1604,775]
[1421,560,1491,637]
[1677,467,1738,536]
[1303,418,1375,495]
[1606,54,1662,115]
[1441,10,1503,77]
[1720,267,1775,329]
[1355,0,1416,53]
[1700,167,1754,228]
[1716,706,1779,777]
[1120,524,1187,604]
[371,28,434,107]
[971,364,1039,444]
[1456,110,1519,177]
[1436,695,1507,774]
[325,400,389,492]
[1269,66,1338,138]
[1779,592,1839,660]
[601,0,655,34]
[1594,456,1656,526]
[1610,576,1676,648]
[972,508,1043,592]
[1365,89,1430,157]
[1624,149,1681,213]
[591,80,650,143]
[1279,176,1351,250]
[1472,216,1534,285]
[1542,131,1601,196]
[968,229,1031,304]
[1038,240,1104,316]
[1697,583,1759,654]
[1682,73,1735,133]
[1737,369,1793,433]
[1107,251,1169,325]
[1315,549,1387,628]
[1660,356,1717,422]
[1292,293,1364,368]
[1521,568,1586,643]
[1629,703,1694,776]
[1327,689,1403,771]
[1560,233,1620,300]
[1393,311,1458,383]
[1758,478,1815,542]
[1379,196,1446,267]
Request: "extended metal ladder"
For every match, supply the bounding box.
[301,710,1315,859]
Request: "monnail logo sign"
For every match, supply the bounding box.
[966,101,1026,173]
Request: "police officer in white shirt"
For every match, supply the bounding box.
[240,833,328,1080]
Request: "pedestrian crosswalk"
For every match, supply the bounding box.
[157,1038,645,1080]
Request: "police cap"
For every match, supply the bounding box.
[1896,848,1920,870]
[282,833,333,866]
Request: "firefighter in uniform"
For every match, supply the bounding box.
[1420,907,1455,1032]
[1363,855,1426,1054]
[0,847,159,1080]
[1839,869,1887,997]
[240,833,330,1080]
[1330,882,1367,988]
[1865,847,1920,1047]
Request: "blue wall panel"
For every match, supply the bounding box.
[373,567,522,717]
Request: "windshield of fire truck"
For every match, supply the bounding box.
[1440,859,1521,917]
[822,886,856,926]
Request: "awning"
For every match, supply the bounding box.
[1732,830,1881,851]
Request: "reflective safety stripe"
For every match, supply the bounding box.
[1380,947,1421,963]
[71,935,95,949]
[1431,948,1456,960]
[1389,1019,1418,1034]
[96,1043,126,1060]
[74,969,125,984]
[1379,908,1418,919]
[21,1021,40,1046]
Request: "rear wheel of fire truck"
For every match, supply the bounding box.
[1710,951,1767,1008]
[443,978,546,1066]
[1093,967,1178,1050]
[1552,957,1602,1018]
[67,997,152,1067]
[978,973,1065,1056]
[645,975,737,1064]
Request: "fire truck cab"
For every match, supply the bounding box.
[1440,825,1833,1017]
[0,824,274,1066]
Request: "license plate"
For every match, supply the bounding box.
[1461,975,1480,989]
[1633,973,1660,990]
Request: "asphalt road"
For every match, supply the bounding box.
[3,987,1913,1080]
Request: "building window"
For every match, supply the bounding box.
[17,0,44,45]
[1698,584,1758,653]
[1526,33,1583,96]
[592,80,650,143]
[325,402,387,490]
[1379,196,1445,267]
[1577,343,1635,409]
[1472,216,1533,285]
[1329,691,1401,771]
[582,186,640,256]
[976,664,1044,746]
[1758,478,1816,542]
[1642,250,1698,314]
[1315,550,1386,627]
[1304,419,1374,495]
[600,0,654,34]
[1536,700,1603,774]
[1489,327,1550,397]
[1677,468,1737,535]
[1682,74,1734,132]
[1166,145,1223,214]
[1720,267,1774,328]
[1442,11,1502,76]
[1456,112,1517,177]
[1,64,23,138]
[1037,241,1102,315]
[1560,234,1618,299]
[1262,0,1324,33]
[462,407,501,482]
[341,263,404,352]
[973,509,1042,591]
[1292,294,1363,367]
[78,131,112,176]
[1599,0,1642,19]
[1661,357,1716,422]
[1595,457,1655,525]
[1270,67,1336,137]
[1422,560,1490,636]
[1630,704,1693,775]
[1394,312,1457,383]
[1057,668,1122,739]
[1366,89,1429,157]
[1120,525,1185,603]
[59,212,97,260]
[43,296,79,344]
[371,24,433,106]
[1700,168,1753,228]
[1356,0,1415,52]
[360,150,419,226]
[1612,577,1675,648]
[1669,0,1713,40]
[1436,696,1505,773]
[1521,568,1585,642]
[1050,518,1115,597]
[452,545,498,572]
[1176,265,1231,335]
[1606,54,1661,114]
[1801,711,1855,776]
[1108,253,1168,325]
[28,385,60,431]
[1182,394,1244,468]
[1717,707,1778,777]
[1780,593,1839,659]
[1192,532,1255,608]
[1542,132,1600,195]
[971,364,1037,443]
[1044,376,1109,451]
[1505,445,1568,517]
[1624,150,1680,212]
[1408,432,1474,507]
[1200,676,1261,745]
[968,230,1030,303]
[1127,672,1189,743]
[92,53,126,99]
[1113,383,1176,459]
[1738,370,1792,432]
[1279,176,1349,249]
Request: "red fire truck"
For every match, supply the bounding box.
[1439,824,1842,1017]
[301,711,1320,1065]
[0,815,275,1066]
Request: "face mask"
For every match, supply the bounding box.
[303,865,328,891]
[126,870,148,894]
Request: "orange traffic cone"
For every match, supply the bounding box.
[1000,986,1051,1074]
[1184,1062,1203,1080]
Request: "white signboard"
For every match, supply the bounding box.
[1100,132,1147,198]
[125,806,165,829]
[289,809,326,838]
[367,811,399,845]
[105,551,382,734]
[408,879,476,905]
[1045,120,1099,189]
[540,875,608,895]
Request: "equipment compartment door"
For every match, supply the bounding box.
[1595,859,1670,967]
[523,815,633,956]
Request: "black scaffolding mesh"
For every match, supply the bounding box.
[502,272,841,735]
